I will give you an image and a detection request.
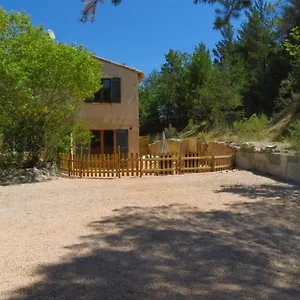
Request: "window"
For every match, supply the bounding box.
[85,78,121,103]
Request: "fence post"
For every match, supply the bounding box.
[80,155,83,178]
[117,146,121,178]
[140,155,143,177]
[212,155,215,172]
[68,154,71,177]
[178,153,181,174]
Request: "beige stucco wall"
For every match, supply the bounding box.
[235,151,300,184]
[78,60,140,154]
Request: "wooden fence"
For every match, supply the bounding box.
[139,136,150,156]
[59,151,234,178]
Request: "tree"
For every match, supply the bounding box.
[139,70,166,135]
[236,0,288,115]
[139,50,192,134]
[213,23,236,64]
[281,0,300,36]
[284,26,300,99]
[0,7,101,167]
[80,0,253,28]
[193,58,246,127]
[139,45,213,135]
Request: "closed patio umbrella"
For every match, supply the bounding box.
[159,131,170,174]
[160,131,169,153]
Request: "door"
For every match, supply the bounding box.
[90,130,101,155]
[103,130,114,154]
[116,129,128,154]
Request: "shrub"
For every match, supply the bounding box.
[233,114,268,135]
[289,120,300,152]
[164,124,178,139]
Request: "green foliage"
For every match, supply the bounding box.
[284,27,300,57]
[0,7,101,167]
[281,0,300,35]
[284,27,300,97]
[139,44,211,135]
[134,0,297,148]
[139,0,294,139]
[164,125,178,139]
[274,77,294,111]
[289,120,300,152]
[236,0,289,116]
[195,58,246,127]
[197,131,213,143]
[233,114,268,139]
[213,23,236,64]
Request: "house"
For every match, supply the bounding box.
[78,57,144,155]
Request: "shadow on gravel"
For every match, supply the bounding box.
[8,183,300,300]
[216,182,300,200]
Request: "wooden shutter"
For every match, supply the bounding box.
[116,129,128,154]
[111,78,121,103]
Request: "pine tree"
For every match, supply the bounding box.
[213,23,236,64]
[236,0,288,115]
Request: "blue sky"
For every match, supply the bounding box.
[1,0,241,75]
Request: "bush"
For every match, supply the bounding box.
[197,131,213,143]
[233,114,268,136]
[289,120,300,152]
[164,124,178,139]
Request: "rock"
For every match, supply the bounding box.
[19,176,27,182]
[232,146,241,151]
[241,142,252,151]
[266,144,277,150]
[0,164,57,186]
[252,146,260,152]
[242,142,250,147]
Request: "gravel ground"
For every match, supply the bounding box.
[1,170,300,300]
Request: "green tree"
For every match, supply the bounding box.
[283,26,300,100]
[194,59,246,127]
[139,70,166,135]
[213,23,236,64]
[0,7,101,167]
[236,0,289,115]
[186,43,212,123]
[161,49,191,129]
[139,45,212,135]
[139,50,191,134]
[281,0,300,36]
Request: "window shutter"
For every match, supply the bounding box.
[111,78,121,103]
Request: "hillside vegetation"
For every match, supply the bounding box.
[139,0,300,153]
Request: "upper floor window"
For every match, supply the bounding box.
[85,77,121,103]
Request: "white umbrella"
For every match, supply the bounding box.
[160,131,169,153]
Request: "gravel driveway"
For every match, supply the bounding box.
[1,171,300,300]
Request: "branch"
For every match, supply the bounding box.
[80,0,121,23]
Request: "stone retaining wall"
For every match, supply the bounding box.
[235,151,300,184]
